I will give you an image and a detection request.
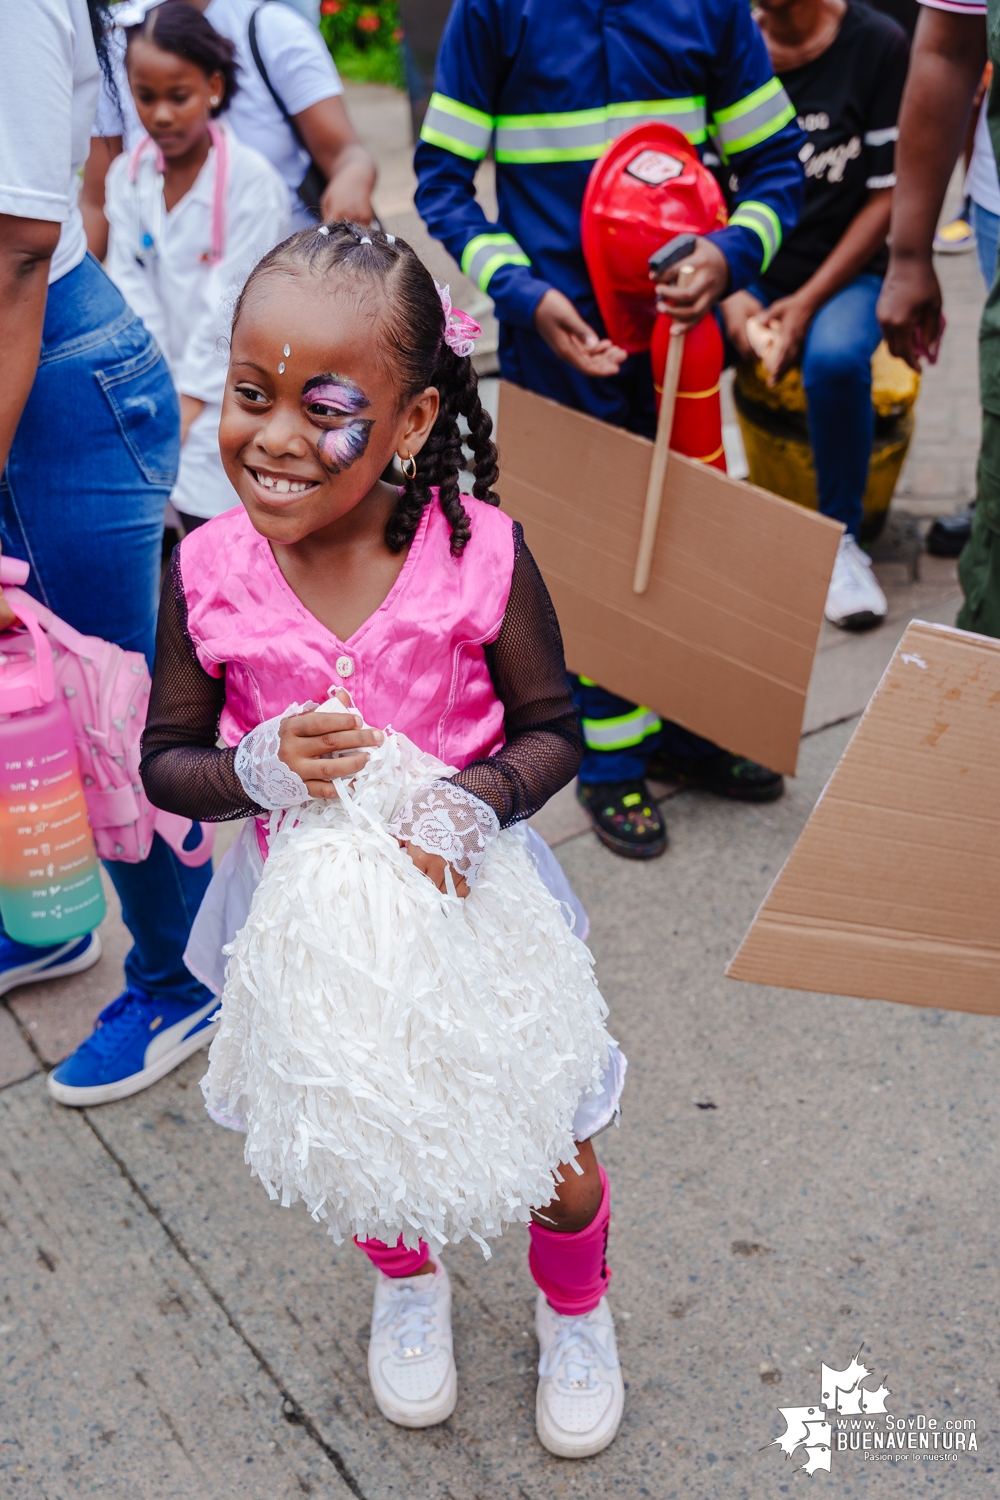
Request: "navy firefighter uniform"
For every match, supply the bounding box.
[414,0,805,857]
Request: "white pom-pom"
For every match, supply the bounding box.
[203,723,612,1256]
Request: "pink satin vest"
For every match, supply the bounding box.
[178,495,515,769]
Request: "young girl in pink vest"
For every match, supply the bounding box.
[140,222,626,1459]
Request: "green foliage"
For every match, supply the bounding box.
[319,1,405,89]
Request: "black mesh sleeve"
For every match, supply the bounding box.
[449,525,583,827]
[139,551,263,822]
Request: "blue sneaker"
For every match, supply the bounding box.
[0,930,102,997]
[47,989,221,1107]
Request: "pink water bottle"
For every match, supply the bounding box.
[0,559,106,945]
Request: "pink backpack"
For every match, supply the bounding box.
[0,557,213,868]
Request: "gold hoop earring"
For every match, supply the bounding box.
[400,453,417,480]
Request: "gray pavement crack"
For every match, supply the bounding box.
[2,998,44,1084]
[800,708,863,739]
[78,1107,368,1500]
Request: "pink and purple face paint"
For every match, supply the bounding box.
[301,374,374,474]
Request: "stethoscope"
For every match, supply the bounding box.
[128,119,229,267]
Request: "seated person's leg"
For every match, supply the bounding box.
[801,273,888,630]
[799,273,883,539]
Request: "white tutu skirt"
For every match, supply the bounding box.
[193,727,624,1254]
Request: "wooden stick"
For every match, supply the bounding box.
[632,263,695,594]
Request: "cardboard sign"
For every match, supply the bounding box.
[496,381,841,777]
[727,621,1000,1015]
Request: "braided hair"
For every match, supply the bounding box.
[125,2,240,116]
[231,221,500,556]
[86,1,121,113]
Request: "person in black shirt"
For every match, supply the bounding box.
[720,0,910,630]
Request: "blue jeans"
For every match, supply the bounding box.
[1,254,212,1004]
[743,272,884,541]
[971,199,1000,290]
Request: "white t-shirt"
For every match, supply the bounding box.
[98,0,342,229]
[0,0,100,283]
[105,123,291,516]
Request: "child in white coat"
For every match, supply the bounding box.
[105,1,290,530]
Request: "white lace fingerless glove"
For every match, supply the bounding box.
[390,779,500,886]
[234,713,310,811]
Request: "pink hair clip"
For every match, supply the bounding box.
[435,281,481,358]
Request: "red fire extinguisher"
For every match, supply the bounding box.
[650,312,727,472]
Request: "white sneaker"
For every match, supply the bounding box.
[824,534,888,630]
[535,1292,624,1458]
[367,1257,457,1428]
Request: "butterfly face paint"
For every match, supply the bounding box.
[301,374,374,474]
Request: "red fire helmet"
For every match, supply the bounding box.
[581,123,728,354]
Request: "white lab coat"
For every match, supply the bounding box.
[105,123,291,519]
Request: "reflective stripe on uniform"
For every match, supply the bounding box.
[607,97,707,144]
[461,231,532,291]
[495,106,609,163]
[494,98,708,162]
[581,707,662,750]
[420,93,494,161]
[713,78,795,158]
[729,199,783,272]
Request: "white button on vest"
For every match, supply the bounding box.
[335,655,354,678]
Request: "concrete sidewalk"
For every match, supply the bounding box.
[3,87,996,1500]
[4,712,998,1499]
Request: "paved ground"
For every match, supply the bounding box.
[2,88,996,1500]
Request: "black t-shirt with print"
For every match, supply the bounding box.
[761,1,910,295]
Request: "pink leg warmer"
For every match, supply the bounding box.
[527,1165,611,1316]
[355,1235,430,1278]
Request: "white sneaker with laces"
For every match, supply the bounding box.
[824,533,888,630]
[535,1291,624,1458]
[367,1257,457,1428]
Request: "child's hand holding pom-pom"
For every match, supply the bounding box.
[277,691,384,799]
[237,694,482,897]
[234,689,384,811]
[390,779,498,898]
[400,843,471,898]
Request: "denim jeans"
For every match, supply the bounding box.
[1,254,212,1005]
[743,272,884,541]
[971,199,1000,291]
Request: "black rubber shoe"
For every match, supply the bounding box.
[926,506,974,558]
[645,748,784,803]
[577,780,668,859]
